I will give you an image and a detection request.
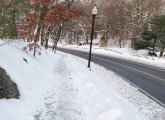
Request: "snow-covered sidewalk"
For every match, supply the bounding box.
[34,52,148,120]
[0,41,164,120]
[35,51,165,120]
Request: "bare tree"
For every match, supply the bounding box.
[98,0,163,48]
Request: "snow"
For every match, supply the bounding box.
[58,43,165,69]
[0,40,164,120]
[0,40,55,120]
[34,52,147,120]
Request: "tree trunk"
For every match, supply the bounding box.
[45,38,48,49]
[33,26,41,57]
[33,0,45,57]
[119,37,122,48]
[54,42,58,53]
[131,37,137,49]
[53,23,63,52]
[33,40,37,58]
[41,36,44,46]
[45,25,51,49]
[85,31,88,44]
[40,27,44,46]
[159,51,164,57]
[10,9,17,39]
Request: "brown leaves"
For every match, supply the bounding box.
[29,0,81,23]
[23,43,41,52]
[3,0,18,9]
[18,0,81,39]
[26,12,39,24]
[17,12,39,39]
[30,0,51,8]
[3,0,11,4]
[43,3,81,24]
[30,0,40,7]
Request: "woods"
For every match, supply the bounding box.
[0,1,165,120]
[0,0,165,56]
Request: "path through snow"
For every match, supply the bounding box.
[35,54,82,120]
[34,52,147,120]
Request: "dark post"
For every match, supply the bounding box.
[53,23,63,52]
[88,14,96,68]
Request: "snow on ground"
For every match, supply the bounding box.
[0,40,164,120]
[58,43,165,69]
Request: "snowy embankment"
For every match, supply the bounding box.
[58,43,165,69]
[0,40,164,120]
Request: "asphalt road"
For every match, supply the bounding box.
[57,47,165,107]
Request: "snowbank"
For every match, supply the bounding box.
[0,40,56,120]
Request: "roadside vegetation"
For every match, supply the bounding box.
[0,0,165,57]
